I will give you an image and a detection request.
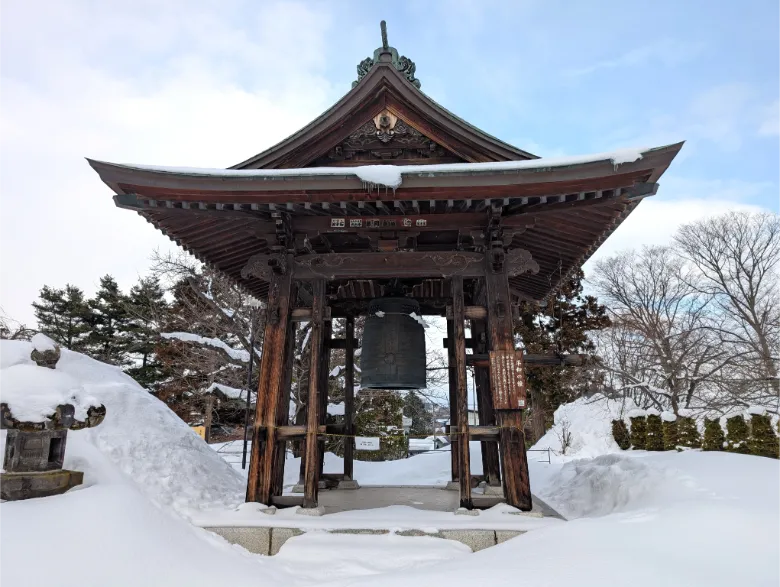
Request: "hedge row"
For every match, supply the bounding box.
[611,413,779,458]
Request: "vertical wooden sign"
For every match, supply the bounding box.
[489,350,527,409]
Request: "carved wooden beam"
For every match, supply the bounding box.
[292,251,487,279]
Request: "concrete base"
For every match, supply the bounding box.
[291,481,327,493]
[481,484,505,497]
[206,526,525,555]
[337,479,360,490]
[444,481,460,491]
[1,469,83,501]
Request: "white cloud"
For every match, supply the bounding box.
[758,99,779,137]
[0,0,338,326]
[566,39,704,77]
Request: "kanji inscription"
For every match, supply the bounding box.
[489,350,527,409]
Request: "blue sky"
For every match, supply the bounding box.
[1,0,778,325]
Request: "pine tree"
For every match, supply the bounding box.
[514,269,611,443]
[725,415,750,454]
[355,390,407,461]
[677,417,701,449]
[32,284,91,350]
[702,418,725,451]
[646,414,664,451]
[748,414,779,459]
[662,417,679,450]
[87,275,131,365]
[403,391,431,437]
[629,416,647,449]
[125,276,169,389]
[611,419,631,449]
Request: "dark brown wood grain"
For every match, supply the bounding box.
[484,267,532,511]
[451,276,472,509]
[470,291,501,487]
[343,316,355,481]
[246,267,293,504]
[303,279,326,508]
[446,315,459,483]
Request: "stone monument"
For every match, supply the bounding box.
[1,337,106,501]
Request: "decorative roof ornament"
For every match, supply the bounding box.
[353,21,421,89]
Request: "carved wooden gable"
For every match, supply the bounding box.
[306,109,465,167]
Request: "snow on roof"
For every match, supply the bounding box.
[0,363,101,422]
[97,146,651,190]
[160,332,250,363]
[206,382,248,400]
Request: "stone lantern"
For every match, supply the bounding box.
[1,339,106,501]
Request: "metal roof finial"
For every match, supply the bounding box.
[380,20,388,50]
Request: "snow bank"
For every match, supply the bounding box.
[275,533,469,584]
[1,482,290,587]
[0,341,246,511]
[536,453,684,519]
[530,395,639,459]
[0,363,101,422]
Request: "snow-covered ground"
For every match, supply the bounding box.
[2,341,778,587]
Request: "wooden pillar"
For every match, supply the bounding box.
[271,314,297,497]
[452,277,472,508]
[484,269,532,511]
[446,315,460,482]
[343,316,355,481]
[246,269,294,504]
[472,283,501,487]
[318,319,332,478]
[303,279,326,508]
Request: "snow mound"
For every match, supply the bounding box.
[1,363,101,422]
[661,411,677,422]
[0,341,245,511]
[537,454,681,519]
[530,395,639,459]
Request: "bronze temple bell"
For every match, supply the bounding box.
[361,298,427,389]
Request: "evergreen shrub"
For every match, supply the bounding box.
[677,417,701,449]
[629,416,647,450]
[725,415,750,454]
[645,414,664,451]
[748,414,780,459]
[612,419,631,450]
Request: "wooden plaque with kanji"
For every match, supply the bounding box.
[489,350,527,409]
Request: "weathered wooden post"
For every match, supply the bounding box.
[343,316,356,483]
[451,276,472,509]
[303,279,326,508]
[246,267,294,504]
[484,264,532,510]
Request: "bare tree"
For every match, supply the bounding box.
[591,246,731,413]
[674,211,780,409]
[0,310,34,341]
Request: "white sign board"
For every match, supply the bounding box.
[355,436,380,451]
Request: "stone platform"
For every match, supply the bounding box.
[195,486,565,556]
